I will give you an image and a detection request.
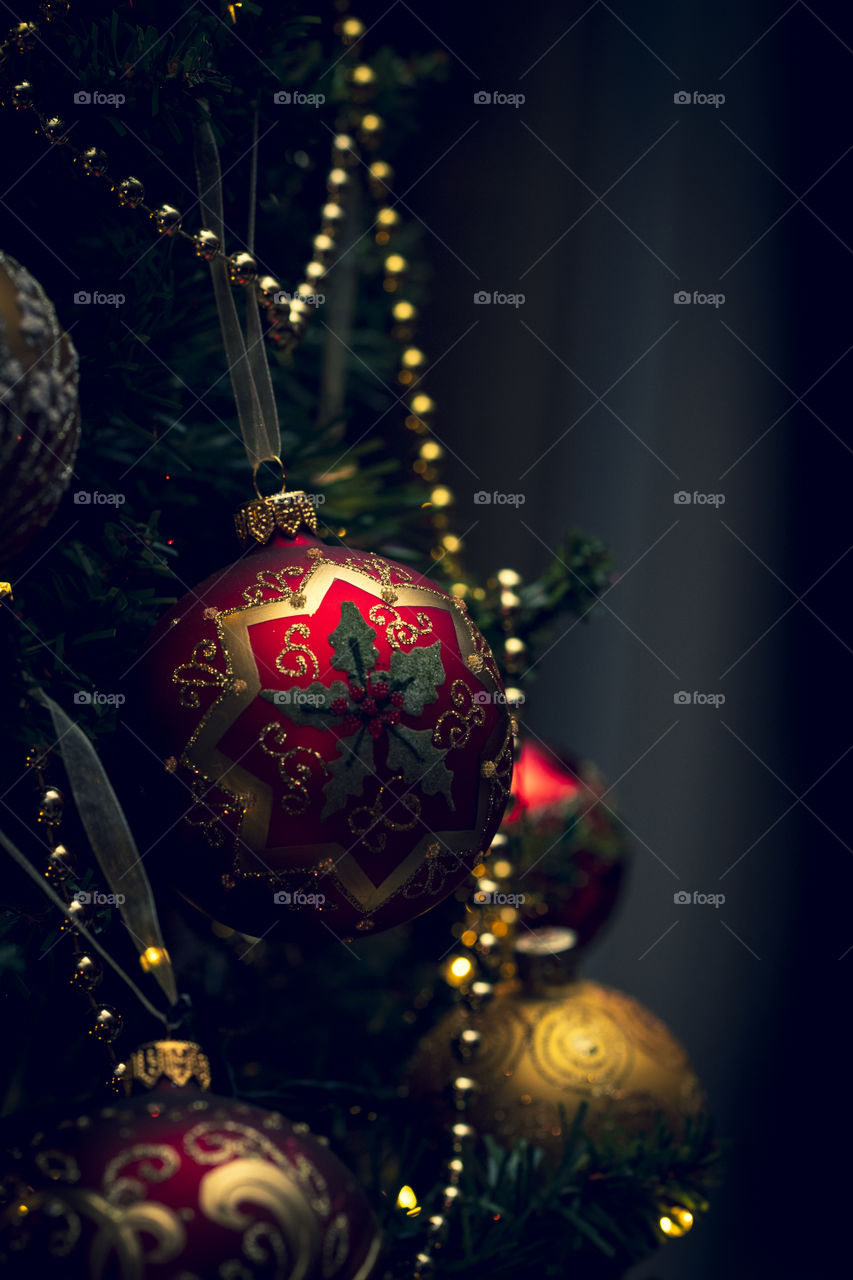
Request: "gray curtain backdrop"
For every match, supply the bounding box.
[400,0,851,1274]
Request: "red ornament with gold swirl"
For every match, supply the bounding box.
[0,1040,381,1280]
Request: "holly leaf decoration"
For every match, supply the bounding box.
[387,725,455,808]
[260,679,349,726]
[329,601,379,682]
[389,641,446,715]
[321,731,376,820]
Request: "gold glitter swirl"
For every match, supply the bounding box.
[34,1148,81,1184]
[367,603,433,650]
[348,778,421,853]
[258,723,328,816]
[275,623,320,679]
[529,1001,633,1092]
[172,639,226,709]
[432,679,486,750]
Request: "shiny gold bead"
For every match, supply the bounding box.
[82,147,108,177]
[154,204,182,235]
[45,844,74,882]
[117,175,145,207]
[336,16,365,45]
[452,1027,482,1061]
[312,233,335,263]
[348,64,377,100]
[331,134,359,167]
[72,954,101,991]
[91,1006,123,1042]
[38,788,64,825]
[228,251,258,285]
[321,201,346,233]
[442,1185,460,1203]
[393,299,417,324]
[305,260,326,282]
[414,1254,435,1277]
[358,112,384,148]
[368,159,394,198]
[257,275,282,306]
[293,281,315,303]
[327,166,350,196]
[375,206,399,233]
[11,82,34,109]
[41,116,68,145]
[401,346,426,371]
[63,897,89,930]
[192,228,220,258]
[467,980,494,1010]
[409,394,434,418]
[12,22,38,52]
[452,1077,478,1105]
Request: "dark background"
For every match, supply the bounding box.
[2,2,851,1276]
[379,1,852,1276]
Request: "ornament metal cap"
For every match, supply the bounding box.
[514,926,579,990]
[122,1039,212,1095]
[234,457,320,547]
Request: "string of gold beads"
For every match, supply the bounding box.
[0,15,346,355]
[27,746,124,1080]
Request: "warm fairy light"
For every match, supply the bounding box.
[340,17,365,41]
[420,441,443,461]
[497,568,521,587]
[430,486,452,507]
[410,393,434,414]
[491,921,509,938]
[396,1185,421,1215]
[504,636,525,655]
[472,863,487,878]
[441,534,461,553]
[139,946,170,972]
[444,955,474,986]
[659,1206,694,1237]
[493,859,513,879]
[362,113,384,134]
[393,300,416,322]
[451,582,468,597]
[460,929,478,947]
[385,253,407,275]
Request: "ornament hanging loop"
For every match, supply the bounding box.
[252,454,287,499]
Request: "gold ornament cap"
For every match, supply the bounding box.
[514,926,579,991]
[121,1040,212,1096]
[234,477,319,548]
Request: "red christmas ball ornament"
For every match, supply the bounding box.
[0,1040,382,1279]
[503,739,628,947]
[140,492,513,938]
[0,250,80,562]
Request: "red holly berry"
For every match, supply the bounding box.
[368,717,384,738]
[331,696,349,716]
[350,685,365,703]
[362,697,377,716]
[390,691,405,708]
[384,708,401,726]
[373,680,390,701]
[342,715,361,736]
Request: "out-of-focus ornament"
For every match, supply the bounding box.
[504,739,628,947]
[407,929,705,1163]
[0,251,80,561]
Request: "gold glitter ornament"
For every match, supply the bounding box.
[407,931,705,1163]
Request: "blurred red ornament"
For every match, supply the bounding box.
[0,1041,381,1279]
[0,251,80,562]
[140,499,513,938]
[503,739,628,947]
